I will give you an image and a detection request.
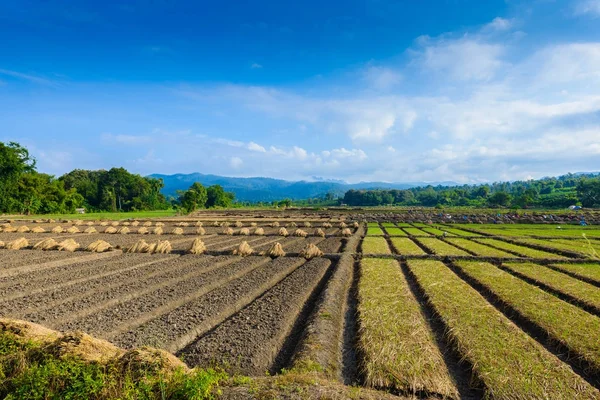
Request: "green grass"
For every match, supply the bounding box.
[445,238,515,258]
[433,227,479,237]
[407,260,599,399]
[415,238,470,256]
[366,226,385,236]
[383,227,407,236]
[455,261,600,374]
[420,227,449,236]
[403,227,431,236]
[361,237,391,254]
[11,210,178,221]
[0,331,227,399]
[550,263,600,285]
[389,238,427,255]
[380,222,396,227]
[503,262,600,312]
[357,258,457,397]
[552,239,600,258]
[474,238,567,259]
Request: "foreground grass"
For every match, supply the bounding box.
[456,261,600,374]
[445,238,514,258]
[474,238,567,259]
[414,238,470,256]
[551,263,600,285]
[357,258,458,398]
[361,237,391,254]
[0,330,226,399]
[407,260,599,399]
[389,238,426,255]
[6,210,178,221]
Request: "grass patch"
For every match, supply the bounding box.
[550,263,600,286]
[403,227,431,236]
[420,227,449,236]
[383,227,407,236]
[361,237,391,254]
[366,226,385,236]
[389,238,426,255]
[474,238,567,259]
[357,258,458,398]
[455,260,600,375]
[445,238,514,258]
[414,238,470,256]
[433,227,478,237]
[407,260,599,399]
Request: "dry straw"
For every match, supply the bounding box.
[254,227,265,236]
[171,227,184,235]
[99,221,108,226]
[153,240,172,254]
[51,226,64,234]
[117,227,130,234]
[212,221,220,227]
[137,227,149,235]
[238,228,250,236]
[17,226,30,233]
[0,241,4,249]
[2,226,17,233]
[84,227,97,234]
[322,222,332,228]
[177,222,189,227]
[131,221,139,227]
[152,227,163,235]
[353,221,360,228]
[187,238,206,255]
[57,239,79,252]
[278,227,289,237]
[339,222,347,228]
[195,221,203,227]
[111,221,120,227]
[315,228,326,238]
[220,221,230,228]
[287,222,297,228]
[300,243,323,259]
[33,238,58,250]
[31,226,46,233]
[250,222,257,227]
[266,242,285,258]
[143,221,152,227]
[196,227,206,235]
[74,220,83,226]
[66,226,80,234]
[270,221,280,227]
[294,229,308,238]
[234,221,243,227]
[86,221,95,226]
[223,227,234,236]
[122,221,131,226]
[6,238,29,250]
[341,228,353,237]
[127,239,151,253]
[233,241,253,256]
[86,240,112,253]
[104,227,117,234]
[303,221,312,228]
[155,222,165,227]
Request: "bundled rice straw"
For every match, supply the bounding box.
[315,228,326,238]
[127,239,151,253]
[238,228,250,236]
[143,221,152,227]
[0,241,4,249]
[86,221,95,226]
[104,227,118,234]
[17,226,30,233]
[153,240,172,254]
[111,221,120,227]
[171,227,184,235]
[353,221,359,228]
[250,222,257,227]
[196,227,206,235]
[294,229,308,238]
[300,243,323,259]
[287,222,297,228]
[152,227,163,235]
[341,228,352,237]
[117,227,130,234]
[66,226,80,234]
[322,222,332,228]
[270,221,280,227]
[187,238,206,255]
[233,241,253,256]
[177,222,189,227]
[57,239,79,252]
[223,227,234,236]
[234,221,243,228]
[339,222,347,228]
[155,222,165,227]
[6,238,29,250]
[137,227,149,235]
[220,222,230,228]
[266,242,285,258]
[74,220,83,226]
[303,221,312,228]
[212,221,220,227]
[131,221,139,227]
[84,227,97,234]
[86,240,112,252]
[122,221,131,226]
[195,221,203,227]
[31,226,46,233]
[33,238,58,250]
[278,227,289,237]
[254,227,265,236]
[100,221,108,226]
[51,226,64,234]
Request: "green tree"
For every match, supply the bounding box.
[488,191,512,207]
[577,178,600,208]
[179,182,208,213]
[206,185,234,208]
[0,142,36,212]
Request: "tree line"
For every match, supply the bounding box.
[0,142,234,214]
[343,174,600,208]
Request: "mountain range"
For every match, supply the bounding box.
[150,173,458,202]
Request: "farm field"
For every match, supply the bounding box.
[1,212,600,399]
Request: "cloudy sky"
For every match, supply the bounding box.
[1,0,599,183]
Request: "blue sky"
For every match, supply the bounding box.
[1,0,600,183]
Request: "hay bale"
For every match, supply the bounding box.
[233,241,253,256]
[223,227,234,236]
[31,226,46,233]
[6,238,29,250]
[49,331,124,363]
[66,226,80,234]
[152,227,163,235]
[278,227,289,237]
[156,222,165,227]
[287,222,298,228]
[33,238,58,250]
[104,226,118,234]
[117,227,130,234]
[137,227,149,235]
[187,238,206,255]
[122,221,131,226]
[341,228,352,237]
[17,225,30,233]
[238,228,250,236]
[195,221,203,227]
[143,221,152,227]
[74,219,83,226]
[254,227,265,235]
[300,243,323,259]
[86,221,94,226]
[196,227,206,235]
[315,228,326,238]
[127,239,151,253]
[99,221,108,226]
[171,227,184,235]
[84,227,97,234]
[86,240,112,253]
[111,221,120,227]
[339,222,347,228]
[353,221,360,228]
[153,240,172,254]
[131,221,139,227]
[234,221,243,228]
[294,229,308,237]
[266,242,285,258]
[57,239,79,252]
[270,221,280,227]
[51,226,64,234]
[2,225,17,233]
[322,222,332,228]
[303,221,312,228]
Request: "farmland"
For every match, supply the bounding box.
[1,211,600,398]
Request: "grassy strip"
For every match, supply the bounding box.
[395,223,413,227]
[366,227,385,236]
[550,263,600,286]
[475,238,567,259]
[0,330,226,399]
[503,262,600,313]
[514,239,590,258]
[357,258,458,398]
[383,227,407,236]
[407,260,600,399]
[389,238,427,255]
[434,227,479,237]
[403,228,431,236]
[455,260,600,375]
[361,237,391,254]
[380,223,396,227]
[420,227,449,236]
[552,239,600,257]
[415,238,470,256]
[445,238,515,258]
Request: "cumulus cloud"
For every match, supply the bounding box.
[247,141,266,152]
[363,66,402,90]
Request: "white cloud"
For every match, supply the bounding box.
[251,63,263,69]
[574,0,600,17]
[484,17,513,31]
[0,68,57,86]
[363,66,402,90]
[101,133,153,144]
[230,156,243,168]
[247,141,266,152]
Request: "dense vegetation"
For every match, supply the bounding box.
[343,174,600,209]
[0,142,235,215]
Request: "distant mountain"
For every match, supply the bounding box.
[150,172,458,202]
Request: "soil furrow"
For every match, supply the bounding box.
[178,258,331,375]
